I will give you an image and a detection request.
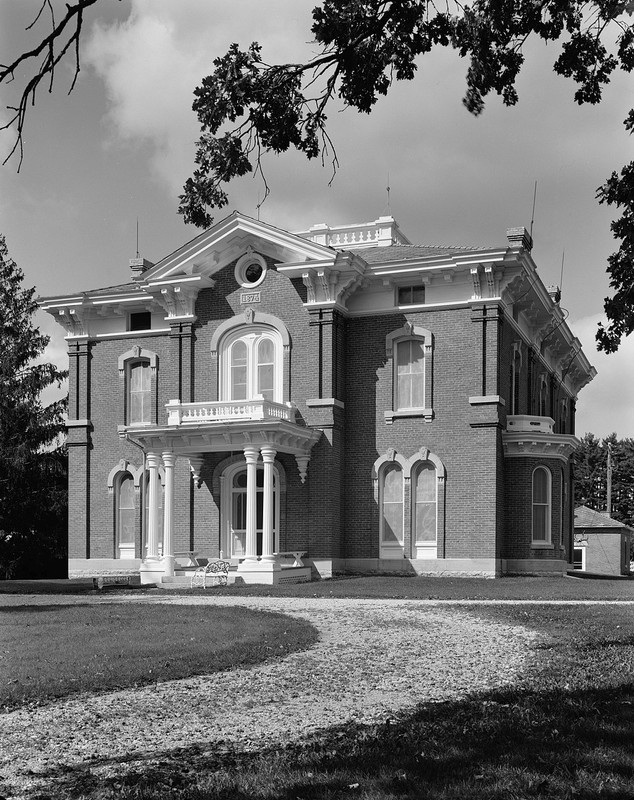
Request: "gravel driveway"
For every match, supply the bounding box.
[1,595,538,798]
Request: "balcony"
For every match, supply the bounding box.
[506,415,554,434]
[166,398,296,426]
[503,415,578,460]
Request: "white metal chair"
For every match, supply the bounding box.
[190,559,231,588]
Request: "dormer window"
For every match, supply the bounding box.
[129,311,151,331]
[397,285,425,306]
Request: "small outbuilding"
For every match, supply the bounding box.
[573,505,633,576]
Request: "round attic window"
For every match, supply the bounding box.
[235,251,267,288]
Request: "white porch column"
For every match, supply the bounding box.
[243,445,260,563]
[139,451,163,585]
[260,446,277,563]
[146,451,161,559]
[162,451,176,577]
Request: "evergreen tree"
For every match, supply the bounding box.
[573,432,634,526]
[0,234,68,578]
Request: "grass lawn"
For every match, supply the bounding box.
[0,603,318,710]
[3,573,634,600]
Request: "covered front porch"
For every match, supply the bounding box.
[120,398,321,585]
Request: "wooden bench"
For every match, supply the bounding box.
[191,559,231,588]
[174,551,200,567]
[92,575,133,590]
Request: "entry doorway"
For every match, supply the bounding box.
[221,462,280,559]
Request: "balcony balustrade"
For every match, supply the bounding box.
[166,398,296,427]
[506,415,554,433]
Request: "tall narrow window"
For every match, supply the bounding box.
[396,339,425,410]
[532,466,552,544]
[381,465,404,546]
[229,340,248,400]
[222,327,282,403]
[257,337,275,401]
[538,376,549,418]
[413,462,437,554]
[116,474,136,558]
[511,349,521,415]
[385,325,433,422]
[129,361,151,423]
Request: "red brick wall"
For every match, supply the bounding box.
[342,306,505,560]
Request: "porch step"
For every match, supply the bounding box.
[161,574,239,588]
[160,565,312,588]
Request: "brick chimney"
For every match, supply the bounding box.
[129,257,154,281]
[506,227,533,252]
[547,285,561,304]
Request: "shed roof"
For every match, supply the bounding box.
[574,505,633,533]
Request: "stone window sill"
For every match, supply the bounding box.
[385,409,433,424]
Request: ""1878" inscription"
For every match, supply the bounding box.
[240,292,261,304]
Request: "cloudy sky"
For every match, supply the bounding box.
[1,0,633,439]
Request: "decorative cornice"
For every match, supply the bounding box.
[502,430,580,461]
[120,419,321,457]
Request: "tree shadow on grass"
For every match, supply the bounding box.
[14,683,634,800]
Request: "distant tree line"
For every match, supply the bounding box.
[0,235,67,579]
[573,433,634,527]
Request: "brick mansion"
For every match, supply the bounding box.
[40,213,596,584]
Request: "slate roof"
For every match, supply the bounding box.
[574,505,633,533]
[88,282,140,295]
[353,244,484,263]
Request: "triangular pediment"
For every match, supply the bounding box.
[143,211,337,284]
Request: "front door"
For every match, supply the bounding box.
[223,465,279,559]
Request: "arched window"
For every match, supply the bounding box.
[380,463,404,550]
[222,327,282,402]
[116,473,136,558]
[532,466,552,544]
[413,461,437,557]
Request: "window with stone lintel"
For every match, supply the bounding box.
[384,323,433,423]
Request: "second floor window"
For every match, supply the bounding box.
[129,361,151,423]
[395,339,425,410]
[222,328,281,403]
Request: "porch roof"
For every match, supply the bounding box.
[118,418,321,457]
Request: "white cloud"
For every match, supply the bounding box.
[572,314,634,440]
[84,0,316,197]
